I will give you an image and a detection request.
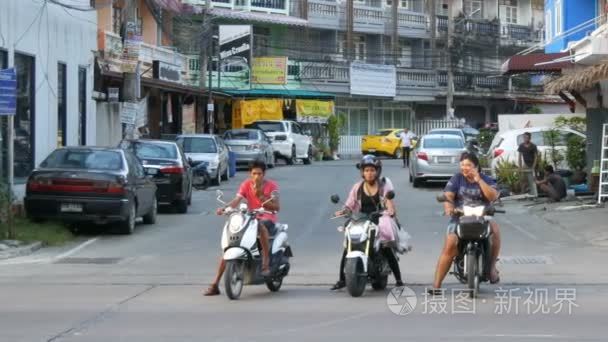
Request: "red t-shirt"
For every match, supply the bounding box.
[237,179,279,223]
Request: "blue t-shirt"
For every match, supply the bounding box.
[444,173,497,209]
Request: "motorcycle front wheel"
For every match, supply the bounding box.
[224,260,245,300]
[466,251,479,298]
[345,258,367,297]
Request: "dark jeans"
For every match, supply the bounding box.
[402,147,411,167]
[338,247,402,282]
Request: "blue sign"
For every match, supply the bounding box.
[0,68,17,116]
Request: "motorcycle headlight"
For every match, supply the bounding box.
[347,223,367,243]
[228,213,244,234]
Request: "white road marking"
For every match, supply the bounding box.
[51,238,99,261]
[0,238,99,266]
[501,216,539,241]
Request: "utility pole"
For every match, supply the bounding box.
[346,0,354,61]
[207,43,214,135]
[429,0,436,68]
[122,0,139,139]
[446,0,455,119]
[199,0,211,133]
[391,0,399,65]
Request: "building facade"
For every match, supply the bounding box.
[0,0,97,184]
[178,0,554,153]
[544,0,600,53]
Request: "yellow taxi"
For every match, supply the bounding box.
[361,129,417,159]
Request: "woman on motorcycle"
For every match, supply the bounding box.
[430,152,501,294]
[331,155,404,290]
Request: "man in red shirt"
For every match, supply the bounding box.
[204,160,280,296]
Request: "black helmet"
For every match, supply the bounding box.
[357,154,382,178]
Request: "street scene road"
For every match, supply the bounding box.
[2,160,608,341]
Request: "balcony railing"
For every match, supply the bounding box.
[99,31,191,83]
[501,24,543,43]
[307,0,429,37]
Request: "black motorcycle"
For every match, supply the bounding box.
[192,161,211,190]
[437,195,505,297]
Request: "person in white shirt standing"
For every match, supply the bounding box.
[399,128,416,168]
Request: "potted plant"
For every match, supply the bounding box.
[327,114,345,159]
[494,160,522,195]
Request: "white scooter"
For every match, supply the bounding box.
[216,190,293,300]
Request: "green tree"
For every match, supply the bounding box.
[327,114,346,154]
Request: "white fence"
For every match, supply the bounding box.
[339,135,364,156]
[413,119,463,136]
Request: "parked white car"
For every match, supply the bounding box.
[246,120,314,165]
[488,126,586,174]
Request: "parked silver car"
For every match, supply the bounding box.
[176,134,230,186]
[223,129,276,169]
[409,134,467,188]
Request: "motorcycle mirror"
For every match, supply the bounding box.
[436,194,447,203]
[216,190,224,199]
[385,191,395,200]
[330,194,340,204]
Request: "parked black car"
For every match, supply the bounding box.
[25,147,158,234]
[119,139,193,213]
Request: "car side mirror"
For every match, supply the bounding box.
[330,194,340,204]
[187,157,193,165]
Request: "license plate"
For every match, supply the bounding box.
[437,156,452,163]
[61,203,83,213]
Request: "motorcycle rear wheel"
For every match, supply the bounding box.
[265,277,283,292]
[371,275,388,290]
[345,258,367,297]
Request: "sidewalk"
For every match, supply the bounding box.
[517,197,608,247]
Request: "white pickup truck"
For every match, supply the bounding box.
[246,120,314,165]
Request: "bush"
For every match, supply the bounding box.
[327,114,346,154]
[565,134,586,171]
[494,160,522,194]
[478,128,496,152]
[542,128,564,169]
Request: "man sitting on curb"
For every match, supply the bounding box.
[536,165,567,202]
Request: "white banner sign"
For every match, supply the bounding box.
[121,102,138,125]
[350,63,396,97]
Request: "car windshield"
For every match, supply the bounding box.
[41,149,123,170]
[376,130,393,136]
[423,138,464,149]
[132,142,178,159]
[224,131,258,140]
[178,137,217,154]
[249,122,285,132]
[430,130,461,137]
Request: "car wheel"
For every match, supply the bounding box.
[409,172,413,183]
[286,145,296,165]
[393,148,402,160]
[119,202,136,234]
[268,153,275,169]
[413,177,423,188]
[187,185,192,206]
[303,146,313,165]
[143,197,157,225]
[213,171,221,186]
[221,165,229,181]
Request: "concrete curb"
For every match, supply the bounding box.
[0,242,43,260]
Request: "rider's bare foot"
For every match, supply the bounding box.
[203,284,220,296]
[490,269,500,284]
